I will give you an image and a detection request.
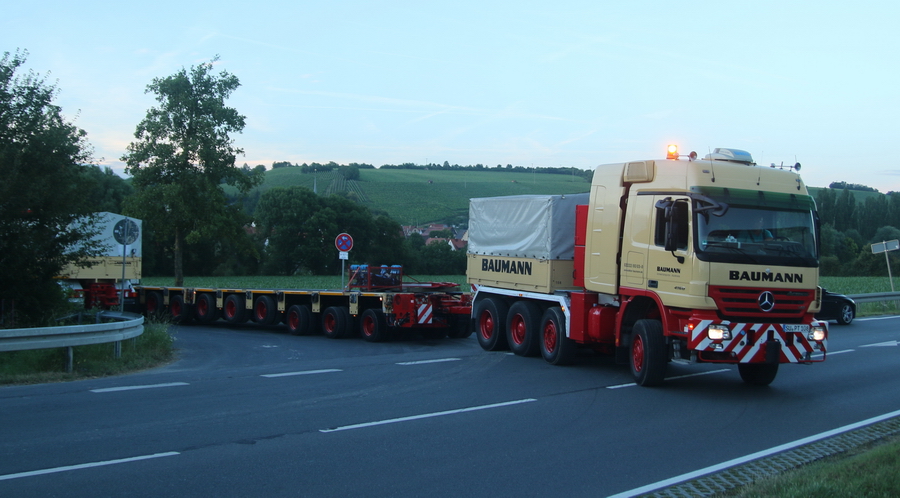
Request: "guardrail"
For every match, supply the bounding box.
[0,311,144,373]
[847,292,900,304]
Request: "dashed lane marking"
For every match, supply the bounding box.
[0,452,180,481]
[90,382,189,393]
[320,398,537,433]
[261,369,342,378]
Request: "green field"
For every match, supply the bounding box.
[239,167,591,225]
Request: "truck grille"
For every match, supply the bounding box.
[709,286,813,320]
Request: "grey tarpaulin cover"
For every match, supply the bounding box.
[467,193,589,259]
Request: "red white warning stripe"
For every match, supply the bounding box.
[689,321,825,363]
[417,303,433,324]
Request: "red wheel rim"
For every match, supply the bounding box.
[478,311,494,340]
[632,334,645,373]
[362,315,374,337]
[324,313,336,333]
[197,299,208,317]
[510,314,526,345]
[288,310,299,329]
[170,300,182,318]
[255,301,266,321]
[225,300,235,319]
[543,321,557,353]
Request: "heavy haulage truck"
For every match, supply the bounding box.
[137,265,473,341]
[467,146,828,386]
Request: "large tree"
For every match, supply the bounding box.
[0,50,105,325]
[122,56,260,285]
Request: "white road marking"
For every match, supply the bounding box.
[395,358,461,365]
[607,407,900,498]
[0,452,180,481]
[606,369,730,389]
[261,369,342,378]
[821,349,854,356]
[320,398,537,433]
[90,382,189,393]
[860,340,899,348]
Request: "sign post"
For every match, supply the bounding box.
[870,239,899,292]
[113,217,140,312]
[335,233,354,289]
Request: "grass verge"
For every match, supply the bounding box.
[716,434,900,497]
[0,315,175,385]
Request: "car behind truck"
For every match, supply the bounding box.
[468,146,828,386]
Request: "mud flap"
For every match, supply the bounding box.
[764,339,782,363]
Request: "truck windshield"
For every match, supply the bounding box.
[692,189,818,267]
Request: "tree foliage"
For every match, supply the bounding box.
[0,50,105,325]
[254,187,407,275]
[121,56,261,285]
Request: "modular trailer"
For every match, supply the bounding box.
[468,146,828,386]
[138,266,472,341]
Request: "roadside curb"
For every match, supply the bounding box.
[640,414,900,497]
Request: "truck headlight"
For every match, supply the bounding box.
[808,326,826,342]
[708,324,731,341]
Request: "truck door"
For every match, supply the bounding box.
[647,196,691,303]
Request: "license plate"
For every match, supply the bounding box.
[783,324,809,333]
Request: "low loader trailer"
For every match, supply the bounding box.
[137,265,472,341]
[468,146,828,386]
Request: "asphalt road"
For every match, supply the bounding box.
[1,316,899,497]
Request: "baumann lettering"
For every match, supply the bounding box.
[657,266,681,274]
[729,270,803,283]
[481,258,533,275]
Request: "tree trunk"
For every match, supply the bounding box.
[173,227,184,287]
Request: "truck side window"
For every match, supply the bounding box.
[654,200,688,250]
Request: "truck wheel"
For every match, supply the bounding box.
[223,294,248,324]
[540,306,575,365]
[145,291,164,315]
[507,301,541,357]
[447,315,473,339]
[630,319,667,386]
[194,293,219,323]
[169,294,192,324]
[253,295,280,325]
[738,363,779,386]
[474,297,509,351]
[361,309,390,342]
[286,304,314,335]
[836,304,854,325]
[322,306,352,339]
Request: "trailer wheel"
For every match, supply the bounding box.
[253,295,280,325]
[286,304,314,335]
[420,328,447,340]
[361,309,390,342]
[194,293,219,324]
[507,301,541,357]
[322,306,352,339]
[223,294,248,324]
[474,297,509,351]
[169,294,192,324]
[145,291,164,315]
[738,363,779,386]
[540,306,575,365]
[630,319,667,386]
[447,315,473,339]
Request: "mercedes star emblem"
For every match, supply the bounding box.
[758,291,775,312]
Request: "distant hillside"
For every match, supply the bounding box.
[248,167,592,226]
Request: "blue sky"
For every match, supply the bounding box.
[5,1,899,191]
